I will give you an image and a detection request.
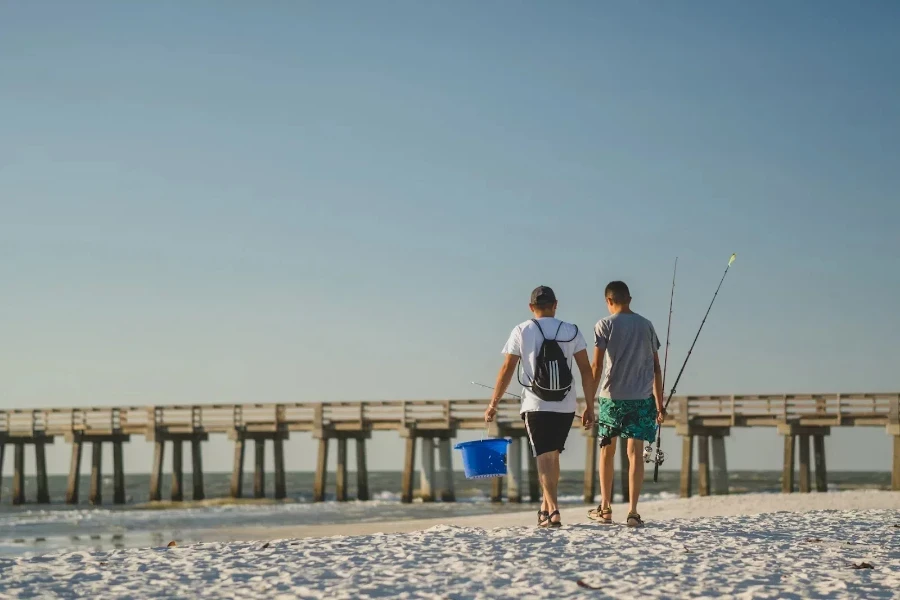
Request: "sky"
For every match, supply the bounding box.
[1,1,898,478]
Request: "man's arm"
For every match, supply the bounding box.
[573,349,595,424]
[591,346,605,390]
[491,354,519,404]
[485,354,519,421]
[652,351,665,419]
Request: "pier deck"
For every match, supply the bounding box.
[0,393,897,504]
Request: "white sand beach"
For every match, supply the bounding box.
[0,491,897,599]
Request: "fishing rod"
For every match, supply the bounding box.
[471,381,522,399]
[653,253,737,483]
[644,257,677,465]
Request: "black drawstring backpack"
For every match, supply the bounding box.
[518,319,578,402]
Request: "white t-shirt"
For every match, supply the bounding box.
[501,317,587,414]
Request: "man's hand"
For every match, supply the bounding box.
[582,407,596,429]
[656,407,666,425]
[485,403,498,423]
[574,349,597,423]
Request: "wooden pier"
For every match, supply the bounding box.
[0,393,897,505]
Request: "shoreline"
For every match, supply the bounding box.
[197,489,900,543]
[1,488,896,560]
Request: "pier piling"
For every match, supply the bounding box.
[231,434,245,499]
[191,439,205,501]
[813,435,827,492]
[680,435,693,498]
[436,437,453,502]
[89,441,103,506]
[798,434,811,493]
[171,440,184,502]
[401,436,417,504]
[254,439,265,499]
[356,438,370,501]
[150,440,165,501]
[507,438,522,503]
[312,431,370,502]
[144,434,204,503]
[491,474,503,503]
[2,437,56,505]
[892,434,899,491]
[66,436,83,504]
[313,438,329,502]
[336,438,348,502]
[419,438,435,503]
[782,435,795,493]
[13,443,25,505]
[113,440,126,504]
[778,426,828,494]
[400,428,454,504]
[711,435,729,495]
[697,435,711,497]
[35,440,50,504]
[273,437,286,500]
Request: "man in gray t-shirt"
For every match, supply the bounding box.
[595,309,661,401]
[587,281,665,528]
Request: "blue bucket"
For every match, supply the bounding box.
[454,438,511,479]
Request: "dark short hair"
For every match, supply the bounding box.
[605,281,631,304]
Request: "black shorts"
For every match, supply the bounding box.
[522,411,575,457]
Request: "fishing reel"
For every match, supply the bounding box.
[643,444,666,466]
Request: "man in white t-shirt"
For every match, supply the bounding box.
[484,286,596,528]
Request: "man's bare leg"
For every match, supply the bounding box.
[627,438,644,516]
[598,437,617,510]
[540,468,549,517]
[537,451,561,523]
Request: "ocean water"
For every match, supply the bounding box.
[0,470,890,557]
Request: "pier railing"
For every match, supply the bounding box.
[673,392,897,426]
[0,393,897,437]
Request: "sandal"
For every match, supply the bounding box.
[626,512,644,527]
[544,510,562,528]
[588,505,613,524]
[537,510,550,526]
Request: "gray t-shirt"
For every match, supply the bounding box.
[593,312,661,400]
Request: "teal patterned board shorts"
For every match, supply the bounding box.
[595,397,658,442]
